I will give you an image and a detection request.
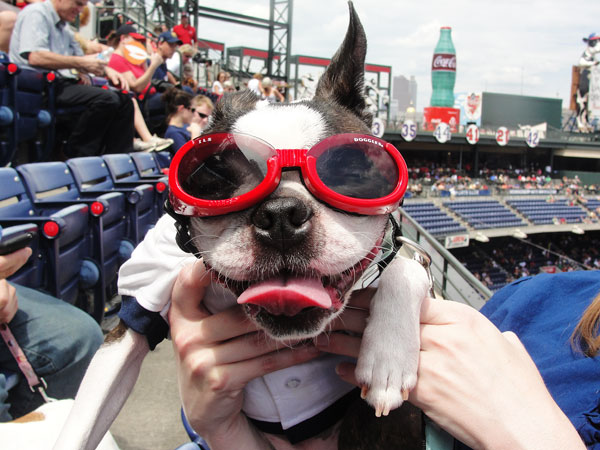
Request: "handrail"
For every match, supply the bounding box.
[396,208,492,309]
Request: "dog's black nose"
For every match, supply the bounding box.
[252,197,312,251]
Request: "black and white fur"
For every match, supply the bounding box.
[54,3,430,449]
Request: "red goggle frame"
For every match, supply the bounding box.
[169,132,408,217]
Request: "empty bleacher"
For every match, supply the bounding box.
[444,199,526,229]
[507,198,588,225]
[401,201,467,236]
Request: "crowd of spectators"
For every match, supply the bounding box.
[452,232,600,290]
[0,0,289,165]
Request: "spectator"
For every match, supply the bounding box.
[166,43,195,84]
[162,87,199,152]
[9,0,135,158]
[107,24,173,151]
[212,70,227,95]
[151,31,181,89]
[0,246,103,421]
[172,11,196,46]
[190,94,213,132]
[247,72,263,97]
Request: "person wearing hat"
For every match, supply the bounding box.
[9,0,135,157]
[173,12,196,46]
[107,23,173,151]
[152,31,181,87]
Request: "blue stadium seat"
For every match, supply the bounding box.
[16,162,134,320]
[0,167,101,313]
[102,153,168,219]
[129,151,169,179]
[0,55,17,166]
[66,156,156,244]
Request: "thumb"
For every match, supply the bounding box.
[169,260,211,325]
[419,296,471,325]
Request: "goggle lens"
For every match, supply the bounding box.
[314,143,399,199]
[178,135,273,200]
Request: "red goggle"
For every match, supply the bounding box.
[168,132,408,217]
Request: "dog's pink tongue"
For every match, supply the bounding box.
[237,277,332,316]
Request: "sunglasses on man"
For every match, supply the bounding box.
[186,106,209,119]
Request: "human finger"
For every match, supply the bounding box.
[0,247,32,279]
[346,287,376,310]
[314,332,361,358]
[170,261,211,322]
[197,331,308,367]
[327,307,368,333]
[334,362,358,386]
[216,344,322,389]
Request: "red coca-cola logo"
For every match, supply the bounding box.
[432,53,456,71]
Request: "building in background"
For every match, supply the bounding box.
[392,74,417,119]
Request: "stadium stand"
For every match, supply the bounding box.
[507,198,588,225]
[401,201,467,236]
[444,199,526,229]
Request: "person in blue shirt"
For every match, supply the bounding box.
[162,87,200,153]
[169,263,598,449]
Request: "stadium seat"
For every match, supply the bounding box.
[66,156,156,244]
[16,162,135,320]
[129,151,169,178]
[0,167,101,315]
[0,54,17,166]
[102,153,168,219]
[12,66,53,163]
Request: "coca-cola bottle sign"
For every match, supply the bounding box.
[432,54,456,71]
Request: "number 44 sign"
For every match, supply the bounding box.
[465,124,479,145]
[433,122,451,143]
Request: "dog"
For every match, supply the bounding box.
[54,3,430,449]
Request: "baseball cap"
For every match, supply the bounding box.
[180,12,189,18]
[158,31,182,45]
[116,24,146,41]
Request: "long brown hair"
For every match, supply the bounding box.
[571,293,600,357]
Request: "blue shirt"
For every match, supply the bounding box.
[164,124,191,153]
[9,0,83,78]
[482,271,600,448]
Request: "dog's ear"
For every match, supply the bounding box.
[314,2,370,125]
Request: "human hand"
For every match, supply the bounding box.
[169,261,322,448]
[78,54,107,77]
[0,280,18,323]
[0,247,32,280]
[187,122,202,139]
[322,296,585,450]
[105,66,130,91]
[149,52,163,67]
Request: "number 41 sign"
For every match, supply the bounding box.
[465,124,479,145]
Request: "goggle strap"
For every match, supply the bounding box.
[164,200,200,256]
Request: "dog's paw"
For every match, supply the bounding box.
[354,347,418,417]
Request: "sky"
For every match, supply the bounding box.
[179,0,600,111]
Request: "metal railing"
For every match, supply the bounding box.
[396,209,492,309]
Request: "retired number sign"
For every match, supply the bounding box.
[401,120,417,142]
[526,129,540,148]
[434,122,451,143]
[465,124,479,145]
[496,127,509,146]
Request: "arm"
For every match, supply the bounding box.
[321,296,586,450]
[127,53,163,94]
[28,51,106,76]
[169,261,322,450]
